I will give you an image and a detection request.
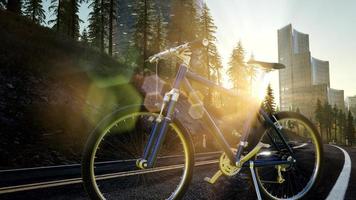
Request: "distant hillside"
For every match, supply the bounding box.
[0,10,141,169]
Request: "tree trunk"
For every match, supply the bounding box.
[7,0,21,14]
[56,0,61,32]
[100,0,104,53]
[32,6,35,22]
[142,0,148,71]
[108,0,113,56]
[206,47,211,105]
[71,0,76,39]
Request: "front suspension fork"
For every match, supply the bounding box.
[138,89,180,168]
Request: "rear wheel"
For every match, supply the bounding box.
[254,111,323,199]
[82,105,194,200]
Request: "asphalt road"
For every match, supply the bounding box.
[0,144,354,200]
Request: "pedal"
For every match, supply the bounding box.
[204,170,223,184]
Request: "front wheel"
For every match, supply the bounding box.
[255,111,323,200]
[82,105,194,200]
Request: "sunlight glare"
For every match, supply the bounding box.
[251,70,272,103]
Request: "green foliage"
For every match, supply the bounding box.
[337,108,346,142]
[81,28,88,43]
[23,0,45,24]
[315,99,323,126]
[49,0,82,40]
[314,98,350,144]
[197,3,221,73]
[87,0,116,55]
[88,0,102,49]
[227,41,248,90]
[262,84,276,115]
[346,110,355,142]
[167,0,199,76]
[151,8,166,54]
[0,10,128,74]
[132,0,156,70]
[167,0,199,44]
[196,3,222,104]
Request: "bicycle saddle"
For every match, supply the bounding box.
[247,58,285,70]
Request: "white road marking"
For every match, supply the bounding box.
[0,159,219,194]
[326,145,351,200]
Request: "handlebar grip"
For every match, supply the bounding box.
[148,39,209,63]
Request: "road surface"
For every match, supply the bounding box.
[0,145,354,200]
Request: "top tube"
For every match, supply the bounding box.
[185,70,239,98]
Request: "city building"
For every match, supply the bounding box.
[311,57,330,87]
[278,24,344,119]
[328,88,345,110]
[347,95,356,116]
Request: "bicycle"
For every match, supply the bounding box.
[81,39,323,200]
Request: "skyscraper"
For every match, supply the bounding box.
[278,24,313,112]
[311,57,330,87]
[347,95,356,116]
[278,24,344,119]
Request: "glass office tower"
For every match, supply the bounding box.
[278,24,344,119]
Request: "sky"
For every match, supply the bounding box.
[205,0,356,104]
[42,0,356,104]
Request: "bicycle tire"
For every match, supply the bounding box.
[254,111,324,200]
[82,105,194,200]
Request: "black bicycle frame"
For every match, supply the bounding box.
[143,64,294,168]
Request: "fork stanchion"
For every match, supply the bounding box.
[249,161,262,200]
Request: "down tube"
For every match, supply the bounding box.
[183,78,235,162]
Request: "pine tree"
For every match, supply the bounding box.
[49,0,62,32]
[68,0,82,39]
[332,104,338,142]
[315,99,324,137]
[346,110,355,145]
[227,41,248,91]
[151,9,166,54]
[246,53,257,94]
[337,109,346,143]
[107,0,117,56]
[323,101,332,142]
[23,0,46,24]
[49,0,82,40]
[167,0,199,73]
[197,2,222,105]
[132,0,155,71]
[7,0,22,14]
[81,28,89,43]
[150,7,167,75]
[88,0,106,51]
[262,84,276,115]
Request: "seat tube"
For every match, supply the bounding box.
[147,64,187,167]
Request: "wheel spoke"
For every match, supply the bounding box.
[254,112,322,199]
[82,111,192,200]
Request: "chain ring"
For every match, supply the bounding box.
[219,153,240,176]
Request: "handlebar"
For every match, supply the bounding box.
[148,39,209,63]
